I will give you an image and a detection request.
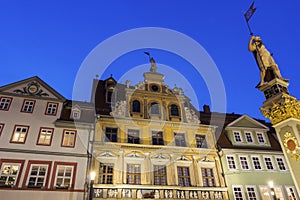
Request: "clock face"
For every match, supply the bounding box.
[28,84,39,94]
[150,84,160,92]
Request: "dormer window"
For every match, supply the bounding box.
[233,131,243,143]
[256,132,266,143]
[71,106,81,120]
[169,104,179,117]
[132,100,141,113]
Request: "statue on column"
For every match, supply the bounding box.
[248,35,287,87]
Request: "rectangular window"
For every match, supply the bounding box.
[0,161,23,186]
[0,97,12,111]
[37,127,54,146]
[233,131,243,142]
[246,186,258,200]
[260,186,271,200]
[105,127,117,142]
[98,163,113,184]
[128,129,140,144]
[239,156,250,170]
[153,165,167,185]
[45,102,58,115]
[257,133,266,143]
[286,186,298,200]
[174,133,186,147]
[0,123,4,136]
[252,156,262,170]
[127,164,141,184]
[61,130,76,147]
[233,186,244,200]
[264,157,274,170]
[152,131,164,145]
[245,132,254,143]
[177,166,190,186]
[10,125,29,144]
[276,157,287,171]
[53,162,76,189]
[196,135,207,148]
[21,99,35,113]
[227,156,237,170]
[27,164,48,188]
[274,187,284,200]
[201,168,215,187]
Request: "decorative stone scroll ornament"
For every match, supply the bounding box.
[110,100,126,117]
[14,81,49,97]
[260,94,300,125]
[283,132,300,161]
[184,107,200,124]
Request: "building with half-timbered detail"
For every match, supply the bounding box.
[90,59,228,199]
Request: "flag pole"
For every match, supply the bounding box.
[246,21,253,36]
[244,1,256,36]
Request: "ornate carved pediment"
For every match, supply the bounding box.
[260,94,300,125]
[13,81,49,97]
[151,153,168,160]
[97,151,117,158]
[126,151,144,158]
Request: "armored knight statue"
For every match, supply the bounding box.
[248,35,286,87]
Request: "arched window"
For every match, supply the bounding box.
[170,104,179,116]
[150,102,160,115]
[132,100,141,113]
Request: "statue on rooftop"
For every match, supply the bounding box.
[248,35,286,87]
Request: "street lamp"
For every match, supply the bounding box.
[89,171,96,200]
[269,181,277,200]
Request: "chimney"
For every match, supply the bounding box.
[203,105,211,113]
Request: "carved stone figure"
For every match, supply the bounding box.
[248,35,286,86]
[184,107,200,124]
[108,189,117,198]
[154,190,160,199]
[137,190,143,199]
[150,57,157,72]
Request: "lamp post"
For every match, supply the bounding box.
[89,171,96,200]
[269,181,277,200]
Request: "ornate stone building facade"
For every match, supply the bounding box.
[90,60,228,199]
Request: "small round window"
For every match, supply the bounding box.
[150,84,160,92]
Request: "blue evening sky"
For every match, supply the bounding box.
[1,1,300,120]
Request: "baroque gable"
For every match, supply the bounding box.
[0,76,65,101]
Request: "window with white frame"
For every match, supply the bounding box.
[252,156,262,170]
[245,132,254,143]
[54,165,74,189]
[239,156,250,170]
[153,165,167,185]
[201,168,215,187]
[260,186,271,200]
[0,162,21,186]
[10,125,29,143]
[0,97,12,111]
[286,186,298,200]
[276,157,287,171]
[127,164,141,184]
[256,132,266,143]
[37,128,53,145]
[274,187,284,200]
[27,164,48,187]
[21,99,35,113]
[233,186,244,200]
[246,186,258,200]
[233,131,243,142]
[45,102,58,115]
[61,130,76,147]
[98,163,114,184]
[226,156,237,170]
[264,157,274,170]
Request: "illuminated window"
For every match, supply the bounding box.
[61,130,76,147]
[0,162,22,186]
[37,128,53,146]
[10,125,29,143]
[54,163,75,189]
